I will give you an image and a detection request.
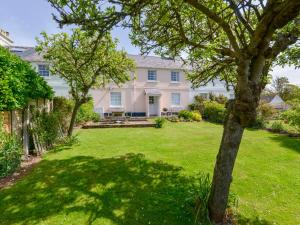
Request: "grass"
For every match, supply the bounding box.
[0,122,300,225]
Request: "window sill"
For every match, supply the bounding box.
[147,80,158,83]
[170,81,180,84]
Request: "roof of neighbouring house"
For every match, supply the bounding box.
[10,46,188,70]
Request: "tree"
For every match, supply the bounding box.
[271,76,289,97]
[36,29,135,136]
[47,0,300,223]
[0,46,53,111]
[281,83,300,101]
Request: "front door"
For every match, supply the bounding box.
[149,96,158,116]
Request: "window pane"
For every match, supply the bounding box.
[171,93,180,105]
[148,70,157,80]
[38,64,49,77]
[171,71,179,82]
[110,92,121,106]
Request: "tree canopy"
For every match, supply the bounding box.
[0,46,54,111]
[36,29,135,135]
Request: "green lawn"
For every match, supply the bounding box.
[0,122,300,225]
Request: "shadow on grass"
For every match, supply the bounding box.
[269,135,300,154]
[0,153,276,225]
[0,153,204,225]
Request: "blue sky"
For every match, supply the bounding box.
[1,0,299,84]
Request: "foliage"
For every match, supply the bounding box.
[52,96,74,135]
[0,118,22,178]
[167,115,180,123]
[209,93,228,105]
[251,116,267,129]
[203,101,226,124]
[257,101,277,121]
[188,96,205,115]
[30,109,62,150]
[36,29,135,136]
[271,76,289,97]
[281,105,300,131]
[0,46,53,111]
[76,99,100,124]
[191,111,202,122]
[270,121,285,133]
[178,110,193,121]
[281,84,300,102]
[154,117,166,128]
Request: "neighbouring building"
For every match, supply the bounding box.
[10,46,70,97]
[12,46,233,117]
[0,28,13,47]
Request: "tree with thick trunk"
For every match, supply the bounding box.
[36,29,135,136]
[47,0,300,223]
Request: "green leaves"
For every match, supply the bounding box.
[0,46,54,111]
[36,29,135,102]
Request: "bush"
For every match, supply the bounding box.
[251,116,266,129]
[154,117,166,128]
[0,118,22,177]
[31,110,61,150]
[270,121,285,132]
[257,101,277,121]
[281,108,300,131]
[76,99,100,124]
[167,115,180,122]
[178,110,193,121]
[203,101,226,123]
[53,96,74,134]
[191,111,202,122]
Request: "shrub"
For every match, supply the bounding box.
[167,115,180,122]
[191,111,202,122]
[257,101,277,120]
[76,99,101,124]
[31,110,61,150]
[251,116,266,129]
[270,121,285,132]
[281,107,300,131]
[154,117,166,128]
[53,96,74,134]
[178,110,193,121]
[203,101,226,123]
[0,118,22,178]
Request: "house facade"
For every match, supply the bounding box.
[92,55,190,117]
[12,47,233,117]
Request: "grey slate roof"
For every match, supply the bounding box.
[10,46,187,70]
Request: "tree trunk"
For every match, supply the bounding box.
[68,101,81,137]
[208,103,244,224]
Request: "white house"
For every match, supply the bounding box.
[11,44,233,117]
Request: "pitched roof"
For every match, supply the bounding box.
[10,46,187,70]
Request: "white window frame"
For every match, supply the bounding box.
[171,71,180,82]
[147,70,157,81]
[110,92,122,107]
[38,64,50,77]
[171,93,181,106]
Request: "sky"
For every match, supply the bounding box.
[0,0,299,85]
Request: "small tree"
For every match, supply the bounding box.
[36,29,135,136]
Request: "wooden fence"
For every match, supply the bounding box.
[1,99,52,156]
